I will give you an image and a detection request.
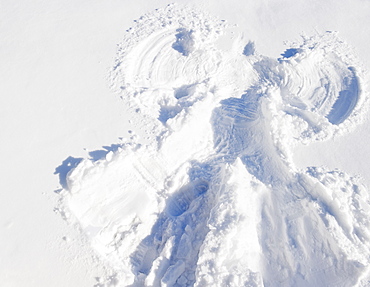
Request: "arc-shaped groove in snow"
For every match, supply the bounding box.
[327,67,360,125]
[119,28,221,90]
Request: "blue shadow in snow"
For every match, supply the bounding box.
[166,179,209,216]
[243,41,255,56]
[88,144,122,161]
[281,48,299,58]
[327,67,359,125]
[54,156,83,190]
[158,105,182,124]
[174,84,196,99]
[172,28,195,56]
[54,144,122,192]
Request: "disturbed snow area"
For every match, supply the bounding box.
[58,5,370,287]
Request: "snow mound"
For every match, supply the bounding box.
[58,5,370,287]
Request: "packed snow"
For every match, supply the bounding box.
[57,5,370,287]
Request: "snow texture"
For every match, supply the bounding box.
[58,5,370,287]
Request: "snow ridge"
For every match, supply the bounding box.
[59,5,370,287]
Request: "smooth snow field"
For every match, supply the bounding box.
[3,1,370,287]
[56,4,370,287]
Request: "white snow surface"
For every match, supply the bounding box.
[57,5,370,287]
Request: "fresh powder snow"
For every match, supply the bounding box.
[57,5,370,287]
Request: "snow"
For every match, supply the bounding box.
[3,0,370,286]
[58,4,370,286]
